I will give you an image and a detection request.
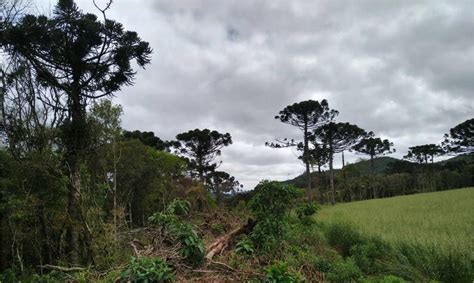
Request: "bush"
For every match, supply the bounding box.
[120,256,175,282]
[295,202,320,225]
[350,239,391,273]
[149,199,205,266]
[264,262,304,283]
[326,258,362,283]
[324,221,364,257]
[235,238,255,256]
[210,223,225,235]
[166,199,190,216]
[249,181,300,249]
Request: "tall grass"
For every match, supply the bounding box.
[318,187,474,254]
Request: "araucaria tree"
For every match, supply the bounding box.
[207,171,240,205]
[313,122,367,204]
[442,118,474,154]
[354,132,395,173]
[268,100,338,200]
[1,0,152,263]
[404,144,444,164]
[173,129,232,182]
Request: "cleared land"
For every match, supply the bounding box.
[318,187,474,254]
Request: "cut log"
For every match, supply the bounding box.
[205,218,256,260]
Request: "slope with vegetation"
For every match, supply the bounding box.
[1,0,473,282]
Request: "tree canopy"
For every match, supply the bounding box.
[442,118,473,154]
[173,128,232,182]
[269,99,338,200]
[354,132,395,172]
[404,144,444,164]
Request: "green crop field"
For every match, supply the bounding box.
[318,187,474,254]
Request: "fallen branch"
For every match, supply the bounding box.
[38,264,86,272]
[205,218,256,260]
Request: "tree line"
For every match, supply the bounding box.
[267,100,473,204]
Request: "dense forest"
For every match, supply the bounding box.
[1,1,473,282]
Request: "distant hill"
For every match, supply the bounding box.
[282,154,473,188]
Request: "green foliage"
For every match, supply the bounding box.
[149,199,205,266]
[326,258,362,283]
[120,256,175,282]
[210,223,225,235]
[166,199,191,216]
[324,221,364,257]
[176,226,205,266]
[248,181,300,250]
[264,262,304,283]
[235,238,255,256]
[350,240,391,274]
[295,202,320,224]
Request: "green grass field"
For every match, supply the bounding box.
[318,187,474,254]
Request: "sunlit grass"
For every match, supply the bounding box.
[318,187,474,254]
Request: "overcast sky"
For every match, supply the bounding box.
[35,0,474,189]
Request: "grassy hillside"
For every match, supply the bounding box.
[318,187,474,254]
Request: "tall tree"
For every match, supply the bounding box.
[403,144,444,164]
[313,122,367,204]
[1,0,152,263]
[207,171,240,206]
[173,129,232,182]
[353,132,395,173]
[268,99,338,200]
[442,118,474,154]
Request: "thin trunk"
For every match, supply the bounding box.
[113,140,117,240]
[370,154,377,198]
[216,184,221,206]
[329,153,335,205]
[318,165,323,203]
[303,123,312,200]
[128,202,133,227]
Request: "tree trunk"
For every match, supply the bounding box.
[329,153,335,205]
[303,124,312,200]
[65,88,85,264]
[66,164,81,264]
[318,165,323,203]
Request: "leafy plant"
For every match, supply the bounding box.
[148,199,205,266]
[166,199,191,216]
[295,202,320,224]
[235,238,255,256]
[210,223,225,235]
[264,262,304,283]
[120,256,175,282]
[326,258,362,283]
[249,181,300,249]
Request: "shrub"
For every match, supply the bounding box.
[295,202,320,225]
[350,239,391,273]
[264,262,304,283]
[235,238,255,256]
[120,256,175,282]
[324,221,364,257]
[326,258,362,283]
[210,223,225,235]
[249,181,300,249]
[149,199,205,266]
[166,199,190,216]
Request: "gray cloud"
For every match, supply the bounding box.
[36,0,474,189]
